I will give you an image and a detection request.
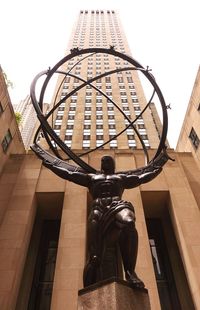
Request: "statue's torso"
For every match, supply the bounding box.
[89,174,124,199]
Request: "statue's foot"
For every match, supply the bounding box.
[125,271,145,289]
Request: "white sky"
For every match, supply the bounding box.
[1,0,200,148]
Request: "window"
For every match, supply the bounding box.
[189,127,200,149]
[118,77,123,83]
[96,124,103,129]
[65,135,72,140]
[141,134,148,140]
[134,107,141,111]
[83,135,90,140]
[56,115,63,120]
[123,107,129,111]
[0,101,3,115]
[85,115,91,120]
[74,78,79,83]
[58,107,65,111]
[67,125,73,129]
[1,129,12,152]
[54,125,61,130]
[84,124,91,129]
[138,124,145,129]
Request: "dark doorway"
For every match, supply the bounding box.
[28,220,60,310]
[147,219,181,310]
[16,192,63,310]
[142,191,195,310]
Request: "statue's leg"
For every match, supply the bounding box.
[83,210,101,287]
[115,209,145,288]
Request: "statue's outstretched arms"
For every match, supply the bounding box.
[31,144,91,187]
[137,167,162,184]
[43,160,91,187]
[122,167,162,189]
[118,147,173,189]
[118,147,173,177]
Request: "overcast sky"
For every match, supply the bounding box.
[1,0,199,148]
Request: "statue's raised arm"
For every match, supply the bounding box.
[122,166,162,189]
[118,147,173,190]
[31,144,91,187]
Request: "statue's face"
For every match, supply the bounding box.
[101,156,115,174]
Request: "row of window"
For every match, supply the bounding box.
[80,10,115,14]
[64,76,134,84]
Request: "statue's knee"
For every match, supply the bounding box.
[115,209,135,228]
[125,217,135,230]
[116,214,136,230]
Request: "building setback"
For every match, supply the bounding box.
[0,10,200,310]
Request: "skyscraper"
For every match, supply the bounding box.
[14,95,38,149]
[51,10,162,152]
[1,10,200,310]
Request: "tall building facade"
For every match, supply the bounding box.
[14,95,38,149]
[0,10,200,310]
[51,10,161,152]
[177,66,200,162]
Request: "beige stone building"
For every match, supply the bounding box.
[0,10,200,310]
[177,66,200,163]
[0,66,25,175]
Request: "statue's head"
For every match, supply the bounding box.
[101,156,115,174]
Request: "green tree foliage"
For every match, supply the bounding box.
[3,71,13,88]
[15,112,22,125]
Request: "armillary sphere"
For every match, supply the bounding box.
[30,47,171,174]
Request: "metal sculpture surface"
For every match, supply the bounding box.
[30,47,172,288]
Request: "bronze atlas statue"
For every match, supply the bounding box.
[30,47,172,288]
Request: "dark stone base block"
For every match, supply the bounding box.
[78,278,151,310]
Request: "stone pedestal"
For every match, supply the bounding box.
[78,278,151,310]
